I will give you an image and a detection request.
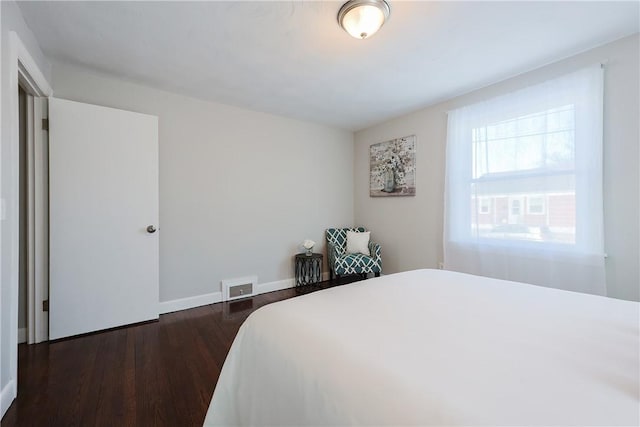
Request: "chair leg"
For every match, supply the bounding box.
[329,269,334,281]
[375,272,380,277]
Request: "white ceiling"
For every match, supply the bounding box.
[17,1,640,131]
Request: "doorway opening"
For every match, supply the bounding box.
[16,80,50,347]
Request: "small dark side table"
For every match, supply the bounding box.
[294,253,323,287]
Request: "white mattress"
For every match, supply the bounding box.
[204,269,640,426]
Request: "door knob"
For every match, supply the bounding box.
[146,225,157,234]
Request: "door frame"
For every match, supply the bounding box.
[508,196,525,224]
[0,31,52,418]
[25,95,49,345]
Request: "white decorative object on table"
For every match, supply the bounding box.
[302,239,315,256]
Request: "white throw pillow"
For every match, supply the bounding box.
[346,231,370,256]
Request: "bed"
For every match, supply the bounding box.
[204,269,639,426]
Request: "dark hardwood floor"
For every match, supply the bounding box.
[1,277,361,427]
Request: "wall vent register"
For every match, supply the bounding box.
[222,276,257,301]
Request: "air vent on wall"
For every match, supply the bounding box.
[222,276,257,302]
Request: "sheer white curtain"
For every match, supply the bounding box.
[444,65,606,295]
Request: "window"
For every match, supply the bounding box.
[478,198,491,214]
[444,65,606,296]
[469,102,576,244]
[510,199,521,216]
[527,196,545,215]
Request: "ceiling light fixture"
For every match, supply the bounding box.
[338,0,390,40]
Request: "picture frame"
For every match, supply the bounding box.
[369,135,416,197]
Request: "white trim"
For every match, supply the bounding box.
[12,33,52,97]
[26,93,35,345]
[31,97,48,344]
[256,278,295,294]
[256,272,332,294]
[0,1,3,418]
[6,33,21,421]
[2,31,53,420]
[159,272,329,315]
[17,328,27,344]
[159,291,223,314]
[0,380,16,419]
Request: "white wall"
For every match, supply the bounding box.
[354,34,639,302]
[0,0,51,414]
[52,62,354,304]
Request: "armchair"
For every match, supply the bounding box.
[326,227,382,280]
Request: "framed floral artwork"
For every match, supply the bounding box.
[370,135,416,197]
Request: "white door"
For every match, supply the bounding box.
[508,197,524,224]
[49,98,159,340]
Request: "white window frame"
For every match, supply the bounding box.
[527,195,546,215]
[478,197,492,214]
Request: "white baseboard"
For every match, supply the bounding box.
[159,291,222,314]
[257,278,295,294]
[18,328,27,344]
[256,271,331,294]
[159,272,330,315]
[1,379,16,419]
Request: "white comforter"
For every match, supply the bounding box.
[204,269,639,426]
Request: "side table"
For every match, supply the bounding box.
[294,253,323,286]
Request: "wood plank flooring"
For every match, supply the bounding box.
[1,277,359,426]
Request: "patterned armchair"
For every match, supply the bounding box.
[326,227,382,280]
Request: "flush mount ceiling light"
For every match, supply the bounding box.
[338,0,391,40]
